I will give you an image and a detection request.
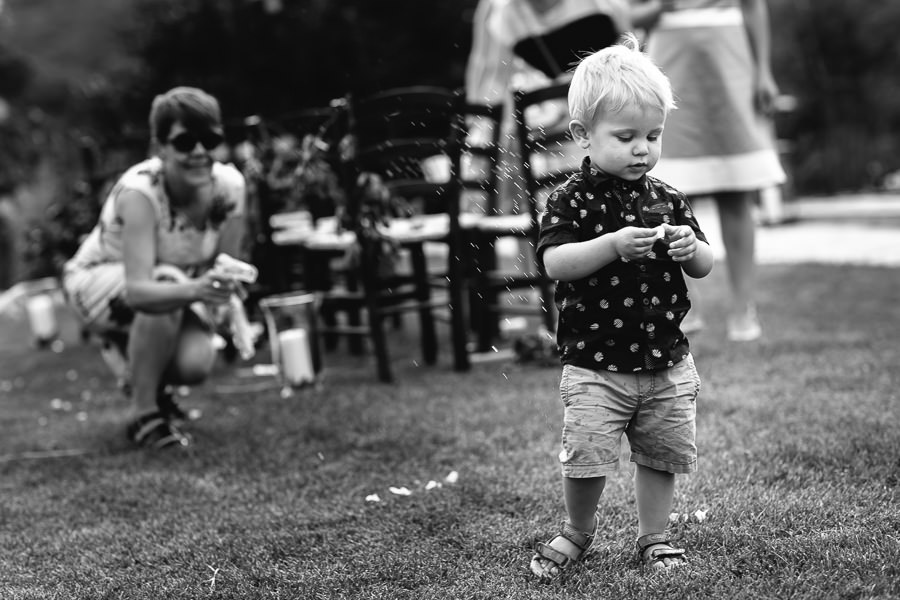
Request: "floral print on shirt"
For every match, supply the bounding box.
[537,157,709,373]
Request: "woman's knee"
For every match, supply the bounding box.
[171,327,217,384]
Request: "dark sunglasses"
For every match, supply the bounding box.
[167,130,224,153]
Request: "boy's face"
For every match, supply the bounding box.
[570,103,666,181]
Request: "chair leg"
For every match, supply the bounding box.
[409,244,438,365]
[471,237,501,352]
[448,252,470,373]
[369,310,393,383]
[344,269,365,355]
[362,250,394,383]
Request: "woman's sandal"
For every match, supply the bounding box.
[156,386,190,422]
[126,412,192,450]
[530,517,599,579]
[636,532,686,571]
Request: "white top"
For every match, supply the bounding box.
[66,157,246,273]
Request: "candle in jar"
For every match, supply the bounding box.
[278,328,315,385]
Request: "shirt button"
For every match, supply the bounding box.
[648,332,656,339]
[643,298,650,305]
[639,265,647,272]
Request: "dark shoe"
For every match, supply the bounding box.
[126,412,192,450]
[156,386,192,422]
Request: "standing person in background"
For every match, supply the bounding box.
[63,87,248,450]
[631,0,785,341]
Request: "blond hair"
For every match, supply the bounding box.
[567,33,675,125]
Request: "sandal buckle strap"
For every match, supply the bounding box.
[561,521,595,551]
[646,546,685,560]
[636,532,673,551]
[534,542,573,568]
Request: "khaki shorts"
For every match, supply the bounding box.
[558,356,701,478]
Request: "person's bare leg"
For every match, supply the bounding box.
[715,191,761,340]
[715,191,757,313]
[634,464,683,568]
[634,464,674,538]
[531,476,606,577]
[127,311,182,416]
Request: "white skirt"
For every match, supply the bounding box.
[646,7,785,195]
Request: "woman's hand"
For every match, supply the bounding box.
[753,67,779,117]
[196,272,238,305]
[661,223,698,262]
[614,226,662,260]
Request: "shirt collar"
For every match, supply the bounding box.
[580,157,648,192]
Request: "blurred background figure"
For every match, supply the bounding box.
[62,87,248,450]
[465,0,632,209]
[631,0,785,342]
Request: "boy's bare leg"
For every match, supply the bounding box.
[634,464,681,567]
[564,476,606,533]
[531,476,606,577]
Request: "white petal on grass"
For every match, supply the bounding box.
[425,480,442,490]
[444,471,459,484]
[694,509,709,522]
[389,486,412,496]
[365,494,381,503]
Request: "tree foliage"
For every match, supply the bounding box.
[6,0,900,196]
[770,0,900,193]
[102,0,479,135]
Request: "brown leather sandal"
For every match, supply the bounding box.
[636,532,686,570]
[530,517,599,579]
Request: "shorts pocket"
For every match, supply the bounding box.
[685,353,701,399]
[560,364,572,407]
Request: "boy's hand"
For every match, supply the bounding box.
[661,224,698,262]
[614,227,662,260]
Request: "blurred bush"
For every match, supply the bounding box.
[770,0,900,194]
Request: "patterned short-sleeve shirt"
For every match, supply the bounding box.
[537,157,708,373]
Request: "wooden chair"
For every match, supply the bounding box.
[304,87,471,382]
[247,105,348,299]
[461,82,576,351]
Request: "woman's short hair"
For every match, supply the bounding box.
[149,87,223,144]
[568,33,675,125]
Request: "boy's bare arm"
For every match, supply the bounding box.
[543,227,660,281]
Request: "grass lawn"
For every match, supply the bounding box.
[1,263,899,599]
